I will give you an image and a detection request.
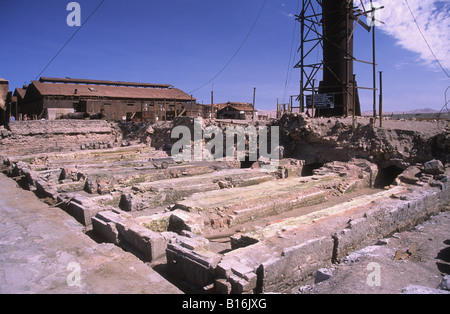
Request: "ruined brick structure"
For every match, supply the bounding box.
[1,115,449,293]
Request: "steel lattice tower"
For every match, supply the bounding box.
[295,0,382,118]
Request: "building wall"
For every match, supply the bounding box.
[21,94,200,121]
[0,81,8,109]
[19,82,202,121]
[0,80,9,124]
[86,99,199,121]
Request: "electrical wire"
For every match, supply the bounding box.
[282,0,301,105]
[34,0,106,81]
[189,0,268,95]
[404,0,450,80]
[436,85,450,132]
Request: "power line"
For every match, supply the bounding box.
[404,0,450,79]
[189,0,268,95]
[282,0,301,105]
[34,0,106,81]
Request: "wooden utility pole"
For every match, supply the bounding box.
[210,84,214,120]
[252,87,256,121]
[277,98,280,119]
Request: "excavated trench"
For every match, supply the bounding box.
[1,116,449,294]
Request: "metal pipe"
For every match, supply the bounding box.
[379,71,383,127]
[300,0,306,112]
[312,79,315,118]
[353,74,356,120]
[321,0,357,116]
[371,0,377,121]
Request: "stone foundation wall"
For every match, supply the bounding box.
[164,178,449,293]
[0,120,120,156]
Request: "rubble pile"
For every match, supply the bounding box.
[275,113,450,167]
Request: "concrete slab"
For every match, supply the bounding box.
[0,173,182,294]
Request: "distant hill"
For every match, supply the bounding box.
[256,109,277,118]
[256,108,446,119]
[362,108,440,115]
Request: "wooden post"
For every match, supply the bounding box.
[211,90,214,120]
[252,87,256,121]
[164,99,167,121]
[277,98,280,119]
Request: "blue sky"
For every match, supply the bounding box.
[0,0,449,112]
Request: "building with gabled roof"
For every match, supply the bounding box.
[216,102,256,120]
[20,77,199,121]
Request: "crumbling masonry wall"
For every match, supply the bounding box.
[1,116,449,294]
[0,120,120,156]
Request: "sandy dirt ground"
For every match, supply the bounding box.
[297,208,450,294]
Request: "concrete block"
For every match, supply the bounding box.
[258,236,334,293]
[228,273,256,294]
[214,261,259,294]
[67,201,89,227]
[215,279,232,294]
[116,222,166,262]
[166,242,221,288]
[65,201,103,230]
[21,167,39,187]
[179,235,210,251]
[91,216,119,244]
[35,180,55,198]
[168,210,204,235]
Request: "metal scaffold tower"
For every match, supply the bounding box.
[294,0,383,118]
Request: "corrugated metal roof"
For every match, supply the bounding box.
[216,102,254,112]
[39,77,173,89]
[14,88,26,99]
[32,80,195,101]
[220,104,255,112]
